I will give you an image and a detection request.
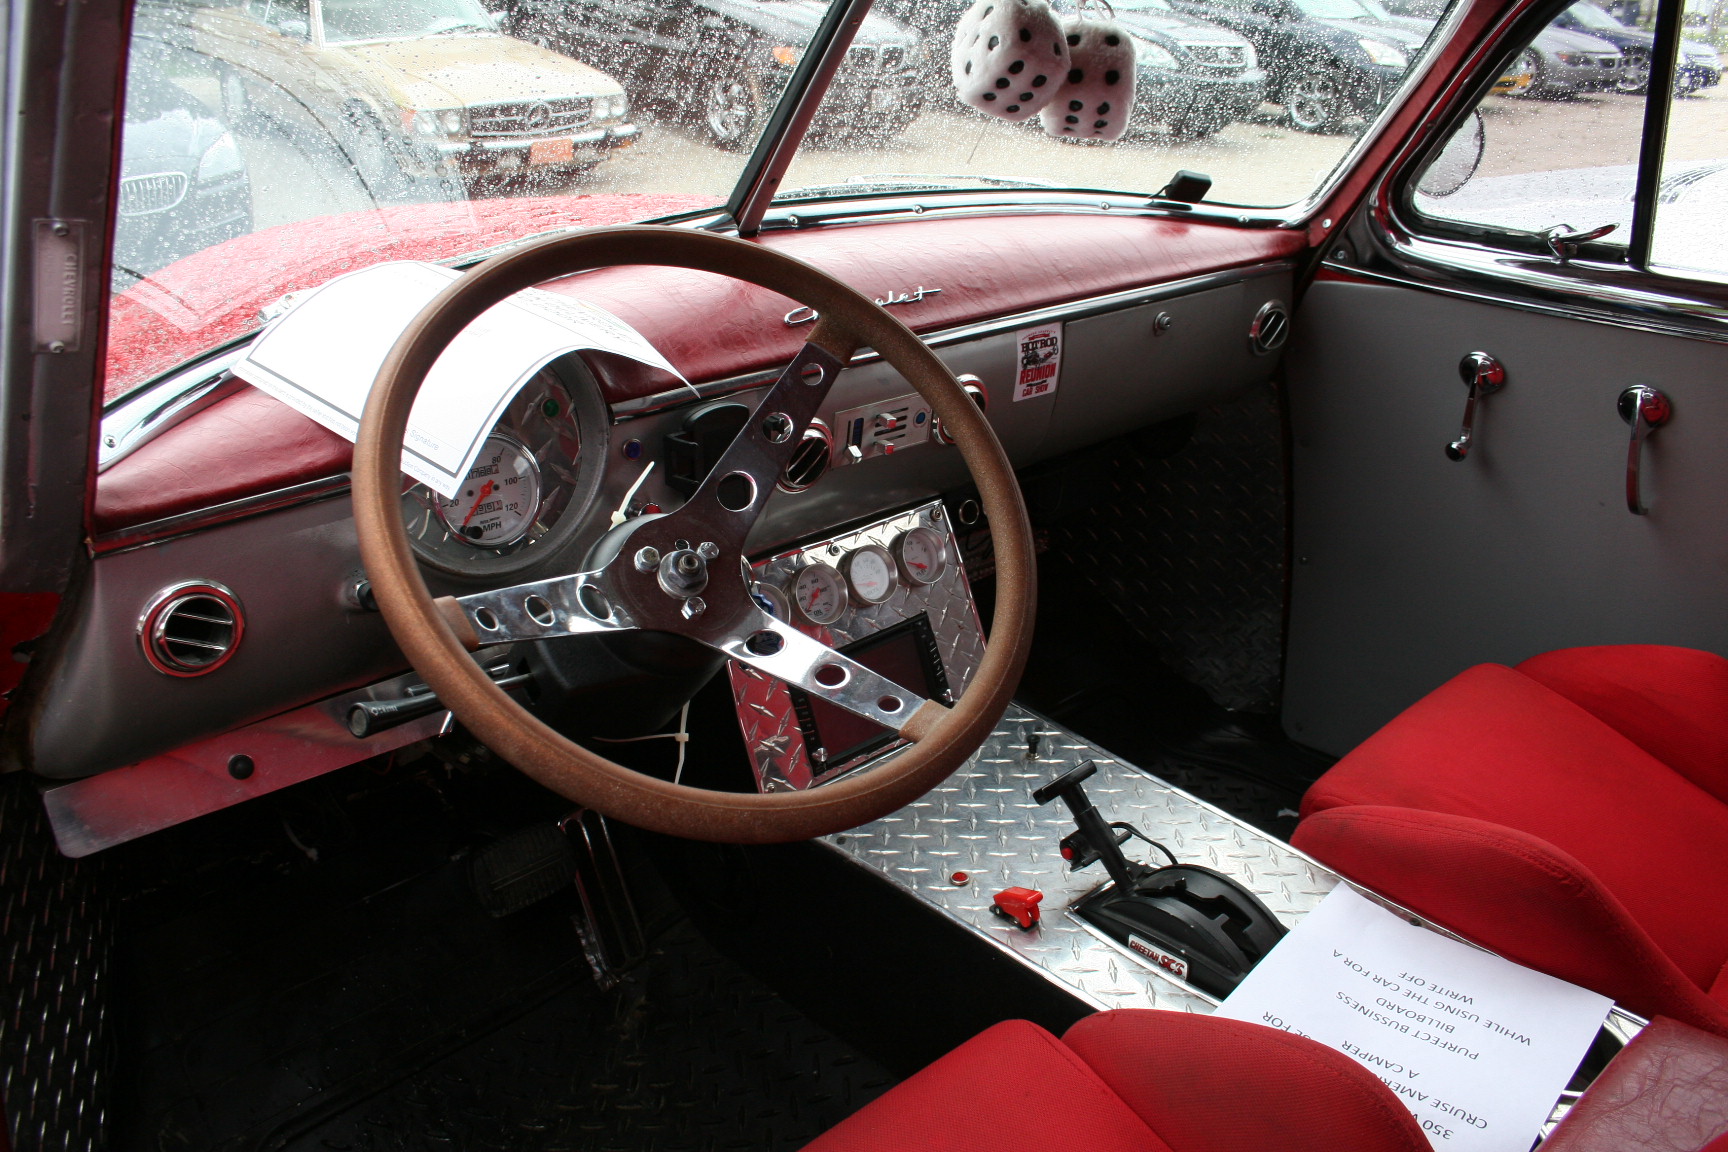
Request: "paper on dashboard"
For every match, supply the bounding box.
[233,260,687,498]
[1215,884,1610,1152]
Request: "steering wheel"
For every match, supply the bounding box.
[352,226,1035,844]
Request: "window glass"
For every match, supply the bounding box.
[108,0,822,400]
[777,0,1459,209]
[1412,8,1651,246]
[1649,30,1728,278]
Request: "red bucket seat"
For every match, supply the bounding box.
[1294,645,1728,1036]
[803,1009,1428,1152]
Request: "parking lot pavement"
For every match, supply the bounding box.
[1475,86,1726,180]
[238,85,1726,240]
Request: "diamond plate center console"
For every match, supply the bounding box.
[728,501,984,792]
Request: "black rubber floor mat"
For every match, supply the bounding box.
[109,763,892,1152]
[273,920,894,1152]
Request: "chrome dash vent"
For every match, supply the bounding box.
[779,419,833,493]
[140,582,244,676]
[1249,301,1291,356]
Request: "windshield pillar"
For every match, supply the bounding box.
[0,0,127,588]
[727,0,880,236]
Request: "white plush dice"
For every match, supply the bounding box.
[951,0,1069,121]
[1040,17,1136,141]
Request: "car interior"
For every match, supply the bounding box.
[0,0,1726,1145]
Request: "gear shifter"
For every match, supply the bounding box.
[1035,761,1288,998]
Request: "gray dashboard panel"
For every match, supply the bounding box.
[1283,280,1728,756]
[39,277,1289,781]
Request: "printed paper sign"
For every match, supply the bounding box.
[234,261,686,498]
[1216,885,1611,1152]
[1014,323,1062,401]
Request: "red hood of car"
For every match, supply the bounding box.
[104,193,716,402]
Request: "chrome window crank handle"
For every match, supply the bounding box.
[1447,352,1505,461]
[1618,386,1672,516]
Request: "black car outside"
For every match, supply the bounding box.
[1551,2,1721,93]
[1168,0,1422,132]
[503,0,926,149]
[114,46,253,287]
[1050,0,1266,138]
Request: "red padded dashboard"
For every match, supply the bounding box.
[94,212,1304,535]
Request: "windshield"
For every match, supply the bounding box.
[319,0,495,42]
[1292,0,1377,19]
[1565,2,1624,31]
[107,0,1457,401]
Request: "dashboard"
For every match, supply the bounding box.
[32,211,1300,853]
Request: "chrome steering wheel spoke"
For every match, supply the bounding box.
[717,609,934,735]
[652,340,844,554]
[450,568,628,644]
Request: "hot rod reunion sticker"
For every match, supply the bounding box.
[1014,323,1063,402]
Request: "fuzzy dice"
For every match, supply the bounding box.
[951,0,1070,121]
[1039,16,1136,141]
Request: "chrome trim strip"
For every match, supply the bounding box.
[610,260,1295,420]
[1332,235,1728,345]
[94,473,352,554]
[99,346,249,472]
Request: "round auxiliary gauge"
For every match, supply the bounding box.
[751,580,790,622]
[435,434,542,547]
[790,563,847,625]
[895,526,948,585]
[844,544,899,606]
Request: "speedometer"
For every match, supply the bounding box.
[435,435,542,547]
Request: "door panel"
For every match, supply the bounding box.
[1283,277,1728,755]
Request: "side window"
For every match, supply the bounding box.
[1409,0,1724,281]
[1649,41,1727,279]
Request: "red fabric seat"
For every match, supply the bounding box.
[1295,645,1728,1036]
[803,1010,1428,1152]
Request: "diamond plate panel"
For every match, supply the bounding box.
[1033,386,1287,712]
[729,501,985,792]
[825,704,1339,1014]
[0,776,111,1152]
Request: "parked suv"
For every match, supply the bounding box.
[1051,0,1265,137]
[1551,1,1720,93]
[1167,0,1424,132]
[503,0,927,149]
[145,0,637,194]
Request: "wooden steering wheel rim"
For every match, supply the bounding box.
[353,226,1036,844]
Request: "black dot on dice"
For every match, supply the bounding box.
[1006,104,1020,112]
[1065,114,1078,123]
[1069,98,1083,111]
[1053,41,1063,53]
[1032,74,1047,86]
[1068,68,1083,83]
[1105,33,1120,45]
[1009,59,1024,73]
[963,60,972,74]
[1018,26,1031,40]
[1098,102,1110,113]
[995,77,1010,88]
[1106,69,1120,83]
[1094,118,1107,129]
[1066,32,1080,45]
[1019,92,1033,100]
[1063,125,1074,132]
[982,4,993,14]
[988,35,999,49]
[983,91,997,100]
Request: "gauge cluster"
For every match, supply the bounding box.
[400,362,607,577]
[728,501,985,794]
[757,528,952,628]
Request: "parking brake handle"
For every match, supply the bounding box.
[1447,351,1506,462]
